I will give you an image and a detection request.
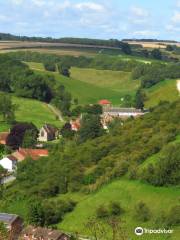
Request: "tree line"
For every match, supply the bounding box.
[0,55,72,116]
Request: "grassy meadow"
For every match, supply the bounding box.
[145,79,179,108]
[25,61,180,107]
[25,62,140,105]
[13,97,61,128]
[0,96,61,132]
[71,67,140,94]
[58,179,180,240]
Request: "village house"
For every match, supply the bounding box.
[38,124,59,142]
[0,148,48,172]
[21,226,70,240]
[0,155,17,172]
[0,213,23,240]
[0,132,9,145]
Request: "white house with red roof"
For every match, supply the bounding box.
[0,148,49,172]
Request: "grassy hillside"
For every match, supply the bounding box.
[145,79,179,108]
[139,135,180,171]
[0,96,61,132]
[71,67,140,95]
[0,122,10,132]
[24,61,45,71]
[13,97,61,128]
[25,62,139,105]
[58,179,180,240]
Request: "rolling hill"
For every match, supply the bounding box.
[25,62,140,105]
[145,79,179,108]
[70,67,140,95]
[58,179,180,240]
[0,96,61,132]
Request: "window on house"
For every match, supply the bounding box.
[41,130,45,137]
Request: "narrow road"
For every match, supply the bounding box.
[46,103,64,122]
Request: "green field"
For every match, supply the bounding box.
[0,96,61,132]
[26,62,180,107]
[23,61,45,71]
[71,67,140,94]
[145,79,179,108]
[25,62,140,105]
[0,122,10,132]
[13,97,61,128]
[58,179,180,240]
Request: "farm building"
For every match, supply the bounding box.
[0,155,17,172]
[38,124,59,142]
[0,213,23,240]
[101,107,145,129]
[103,107,144,118]
[21,226,70,240]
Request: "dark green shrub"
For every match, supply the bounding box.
[134,201,151,222]
[166,205,180,226]
[109,201,124,216]
[96,205,109,218]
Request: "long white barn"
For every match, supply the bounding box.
[103,107,144,117]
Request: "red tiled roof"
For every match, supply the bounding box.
[98,99,111,105]
[12,148,49,161]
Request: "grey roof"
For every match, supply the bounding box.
[104,108,143,113]
[0,213,19,224]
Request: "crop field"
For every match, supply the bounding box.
[58,179,180,240]
[145,79,179,108]
[0,41,121,57]
[126,40,180,49]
